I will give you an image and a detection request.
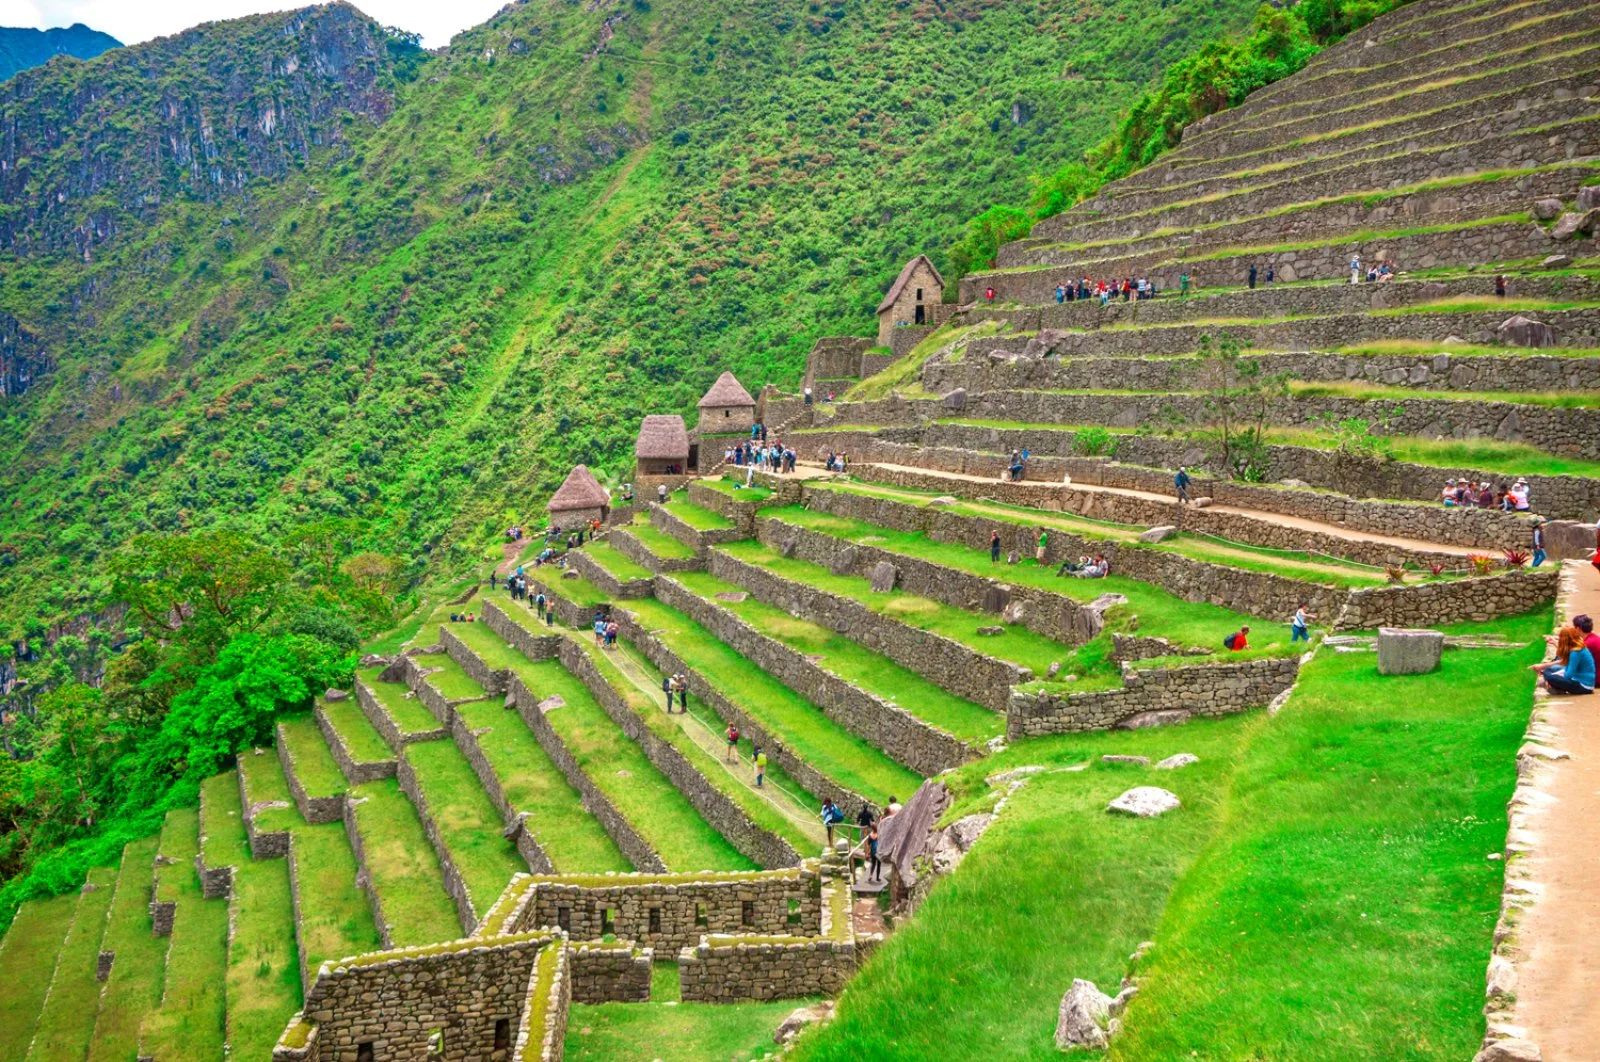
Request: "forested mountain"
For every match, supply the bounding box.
[0,23,119,82]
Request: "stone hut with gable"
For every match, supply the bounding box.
[877,254,948,351]
[635,413,694,497]
[547,464,610,531]
[697,371,756,434]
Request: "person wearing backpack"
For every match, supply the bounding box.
[753,746,768,788]
[1175,467,1192,505]
[1224,626,1250,651]
[725,724,740,762]
[820,799,845,847]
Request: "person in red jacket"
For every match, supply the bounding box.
[1225,626,1250,651]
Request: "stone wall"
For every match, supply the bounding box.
[482,601,563,665]
[1338,568,1558,629]
[276,721,343,826]
[549,504,604,534]
[1006,656,1302,740]
[803,336,873,387]
[440,625,509,697]
[567,944,652,1004]
[195,778,236,900]
[608,527,703,574]
[342,794,395,948]
[686,481,761,533]
[315,701,396,785]
[286,832,315,993]
[239,754,291,859]
[556,637,804,870]
[516,943,568,1062]
[396,754,483,937]
[655,569,978,776]
[447,709,556,874]
[650,500,746,552]
[510,870,822,953]
[888,324,936,358]
[296,934,556,1062]
[568,548,654,600]
[1111,633,1212,663]
[679,936,856,1002]
[356,675,445,749]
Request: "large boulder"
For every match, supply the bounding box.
[1579,185,1600,212]
[1002,600,1030,625]
[981,584,1012,613]
[1549,210,1598,241]
[1472,1040,1541,1062]
[1497,315,1558,348]
[1054,980,1112,1050]
[1376,627,1444,675]
[1155,753,1200,770]
[868,561,898,593]
[1138,525,1177,543]
[829,546,859,576]
[1107,786,1181,818]
[774,1001,836,1045]
[1531,197,1564,221]
[1114,710,1192,731]
[940,388,968,411]
[1102,754,1151,767]
[324,687,350,702]
[1542,254,1573,269]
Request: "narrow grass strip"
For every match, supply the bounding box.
[26,865,118,1062]
[445,619,538,673]
[239,741,295,806]
[519,657,756,872]
[453,698,632,873]
[290,822,382,974]
[0,891,78,1060]
[403,741,526,915]
[358,666,442,735]
[87,835,167,1062]
[348,778,462,947]
[663,495,736,531]
[140,808,227,1060]
[319,696,394,765]
[584,539,654,581]
[277,713,347,799]
[565,998,806,1062]
[413,652,490,703]
[627,520,699,560]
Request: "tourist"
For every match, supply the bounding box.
[1074,554,1108,579]
[1036,529,1048,564]
[856,803,875,834]
[1055,284,1066,304]
[1225,625,1250,651]
[867,821,882,882]
[1179,272,1190,297]
[1477,483,1494,509]
[1350,255,1361,285]
[1510,479,1531,512]
[605,620,619,648]
[1533,625,1594,695]
[820,799,844,846]
[753,746,768,788]
[1291,604,1314,643]
[725,724,740,761]
[1495,275,1507,298]
[593,615,606,647]
[885,795,903,817]
[1248,265,1257,289]
[804,386,813,406]
[1175,466,1192,505]
[990,530,1002,563]
[545,603,555,626]
[1442,479,1458,506]
[657,483,668,504]
[1265,266,1275,285]
[1532,518,1547,567]
[662,673,674,711]
[985,286,996,303]
[678,679,688,712]
[1575,615,1600,662]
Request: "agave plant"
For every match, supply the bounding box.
[1502,548,1531,569]
[1429,561,1447,578]
[1385,565,1407,584]
[1468,554,1497,576]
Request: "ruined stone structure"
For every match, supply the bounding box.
[876,255,952,349]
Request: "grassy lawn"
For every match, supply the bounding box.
[762,507,1292,653]
[664,492,736,531]
[623,595,923,803]
[673,567,1005,742]
[453,697,632,873]
[445,619,538,674]
[845,322,999,401]
[289,821,382,973]
[403,740,527,916]
[140,809,228,1061]
[413,652,490,703]
[626,520,698,560]
[26,865,118,1062]
[319,696,395,766]
[203,772,302,1062]
[699,476,774,502]
[358,667,444,736]
[348,778,462,946]
[277,713,348,800]
[519,657,756,873]
[1288,379,1600,408]
[565,633,821,855]
[584,539,655,581]
[239,744,295,806]
[0,891,77,1060]
[566,996,810,1062]
[87,835,167,1062]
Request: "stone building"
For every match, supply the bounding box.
[876,255,945,347]
[634,414,694,498]
[697,371,756,433]
[546,464,610,531]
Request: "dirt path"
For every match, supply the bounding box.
[1503,559,1600,1060]
[853,460,1480,556]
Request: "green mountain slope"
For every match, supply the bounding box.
[0,0,1256,634]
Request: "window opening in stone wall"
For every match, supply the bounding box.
[787,898,801,925]
[602,907,616,937]
[916,288,923,301]
[648,906,661,934]
[557,906,571,932]
[494,1018,511,1052]
[742,900,755,926]
[695,902,708,927]
[357,1044,374,1062]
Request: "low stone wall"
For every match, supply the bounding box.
[276,722,342,826]
[569,547,654,600]
[315,701,396,786]
[657,569,979,775]
[1006,656,1302,739]
[608,527,703,574]
[1111,633,1212,663]
[447,710,555,874]
[568,944,652,1004]
[557,638,804,870]
[196,781,236,901]
[396,755,483,937]
[679,936,856,1001]
[510,870,822,953]
[650,500,747,553]
[517,943,569,1062]
[440,625,508,697]
[342,795,396,949]
[355,676,445,749]
[239,755,291,859]
[804,336,874,385]
[687,482,761,532]
[286,832,314,993]
[482,599,563,663]
[503,670,667,873]
[1339,568,1558,629]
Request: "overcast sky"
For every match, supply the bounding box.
[0,0,508,49]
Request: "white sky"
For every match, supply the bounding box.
[0,0,508,49]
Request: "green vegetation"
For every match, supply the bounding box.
[413,652,491,704]
[567,997,812,1062]
[0,891,77,1059]
[845,322,984,402]
[277,713,349,801]
[674,567,1004,741]
[140,809,228,1061]
[624,521,699,561]
[445,620,536,675]
[348,778,463,946]
[403,741,527,915]
[88,836,167,1062]
[662,496,736,532]
[519,656,756,872]
[359,668,445,737]
[699,477,773,503]
[452,697,632,873]
[583,539,656,582]
[318,696,396,767]
[289,821,383,974]
[25,865,118,1061]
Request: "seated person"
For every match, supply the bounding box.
[1074,554,1109,578]
[1442,480,1457,506]
[1057,555,1092,576]
[1224,626,1250,651]
[1533,625,1595,695]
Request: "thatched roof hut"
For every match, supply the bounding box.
[548,465,610,512]
[697,371,755,410]
[635,415,690,460]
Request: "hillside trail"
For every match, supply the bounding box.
[547,621,826,847]
[1506,558,1600,1061]
[849,460,1480,557]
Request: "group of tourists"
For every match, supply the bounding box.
[820,795,901,883]
[662,673,690,712]
[1044,277,1161,306]
[504,524,526,542]
[1057,554,1109,579]
[1533,614,1599,695]
[1441,478,1532,512]
[592,613,621,649]
[728,440,796,474]
[1349,255,1397,284]
[824,452,850,472]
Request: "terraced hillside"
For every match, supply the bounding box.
[0,0,1591,1057]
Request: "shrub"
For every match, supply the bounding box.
[1072,426,1117,457]
[1468,554,1496,576]
[1502,549,1530,569]
[1385,565,1406,584]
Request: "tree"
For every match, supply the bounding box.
[109,532,290,662]
[1192,332,1290,482]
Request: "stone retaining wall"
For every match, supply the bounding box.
[1339,567,1557,629]
[657,569,978,775]
[568,547,654,599]
[687,482,761,532]
[315,701,396,785]
[440,625,508,697]
[482,600,563,664]
[447,709,556,874]
[239,755,291,859]
[286,832,314,993]
[650,500,747,553]
[396,754,483,937]
[342,794,396,949]
[679,936,856,1001]
[355,676,445,750]
[568,945,652,1004]
[510,871,822,953]
[608,527,703,573]
[1111,633,1213,663]
[276,722,343,826]
[556,637,804,870]
[196,781,236,901]
[1006,656,1302,739]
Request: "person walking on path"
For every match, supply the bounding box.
[1248,265,1257,289]
[662,674,675,711]
[990,530,1002,564]
[821,799,844,847]
[753,747,768,788]
[678,678,689,712]
[867,821,882,882]
[1175,466,1192,505]
[1291,604,1315,643]
[1350,255,1361,285]
[1532,517,1548,567]
[725,724,740,762]
[1036,529,1048,564]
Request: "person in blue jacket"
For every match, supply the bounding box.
[1534,625,1595,695]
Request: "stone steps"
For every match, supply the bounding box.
[24,866,118,1062]
[137,807,228,1062]
[87,835,167,1062]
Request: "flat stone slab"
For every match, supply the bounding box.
[1377,627,1444,675]
[1107,787,1181,818]
[324,687,350,701]
[1114,709,1192,731]
[1138,525,1177,543]
[1155,753,1199,770]
[977,625,1005,637]
[537,695,565,714]
[868,560,898,592]
[1102,754,1151,767]
[713,591,749,602]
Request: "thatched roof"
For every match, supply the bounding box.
[548,464,610,511]
[635,414,689,459]
[876,254,944,315]
[697,371,755,409]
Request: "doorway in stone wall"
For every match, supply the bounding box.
[915,305,926,324]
